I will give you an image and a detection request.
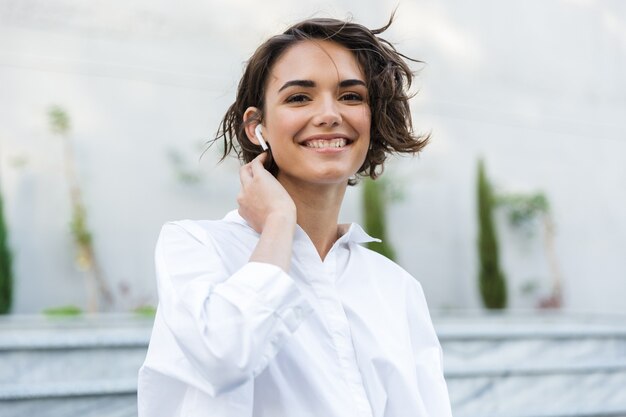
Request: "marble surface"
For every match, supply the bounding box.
[449,371,626,416]
[0,348,146,385]
[1,313,626,417]
[443,337,626,371]
[0,379,136,400]
[2,394,138,417]
[0,315,152,350]
[435,313,626,417]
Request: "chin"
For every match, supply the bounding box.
[309,170,356,185]
[277,160,362,186]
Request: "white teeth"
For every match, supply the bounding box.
[304,138,347,148]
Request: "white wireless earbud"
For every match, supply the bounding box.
[254,125,269,151]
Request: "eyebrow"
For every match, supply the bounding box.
[277,79,366,92]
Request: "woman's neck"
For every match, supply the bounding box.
[278,176,347,261]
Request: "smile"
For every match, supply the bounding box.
[303,138,348,149]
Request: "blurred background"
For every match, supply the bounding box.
[1,0,625,416]
[1,0,625,314]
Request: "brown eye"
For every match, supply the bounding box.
[340,92,364,102]
[286,94,310,103]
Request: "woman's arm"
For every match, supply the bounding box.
[154,221,310,397]
[152,153,307,397]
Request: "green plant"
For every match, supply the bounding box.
[496,190,562,309]
[477,159,507,309]
[362,177,396,261]
[43,305,83,317]
[0,188,13,314]
[133,305,157,317]
[495,192,549,235]
[48,105,112,311]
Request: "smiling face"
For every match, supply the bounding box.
[247,40,371,189]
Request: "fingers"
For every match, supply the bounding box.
[240,152,268,186]
[250,152,268,175]
[239,164,253,187]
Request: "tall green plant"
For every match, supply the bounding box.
[0,188,13,314]
[477,160,507,309]
[363,177,396,261]
[48,105,112,312]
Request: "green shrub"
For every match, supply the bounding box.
[0,189,12,314]
[363,178,396,261]
[477,160,507,309]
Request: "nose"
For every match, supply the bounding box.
[312,95,342,127]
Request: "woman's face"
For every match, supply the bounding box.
[250,40,371,188]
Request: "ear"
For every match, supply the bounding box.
[243,107,264,146]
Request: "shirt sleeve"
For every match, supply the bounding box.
[406,278,453,417]
[154,221,312,397]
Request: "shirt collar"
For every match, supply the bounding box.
[337,223,381,244]
[223,209,381,245]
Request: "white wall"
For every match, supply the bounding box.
[1,0,625,313]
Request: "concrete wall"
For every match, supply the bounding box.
[1,0,624,313]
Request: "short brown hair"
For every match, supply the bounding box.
[215,15,429,184]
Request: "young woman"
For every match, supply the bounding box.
[139,16,452,417]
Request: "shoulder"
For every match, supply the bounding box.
[345,244,433,328]
[154,212,259,279]
[352,247,435,326]
[349,243,424,294]
[158,210,257,247]
[350,243,413,278]
[155,212,260,271]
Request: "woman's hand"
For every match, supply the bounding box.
[237,152,296,234]
[238,153,297,272]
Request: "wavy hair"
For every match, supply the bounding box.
[214,14,429,184]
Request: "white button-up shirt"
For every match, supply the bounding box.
[138,210,451,417]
